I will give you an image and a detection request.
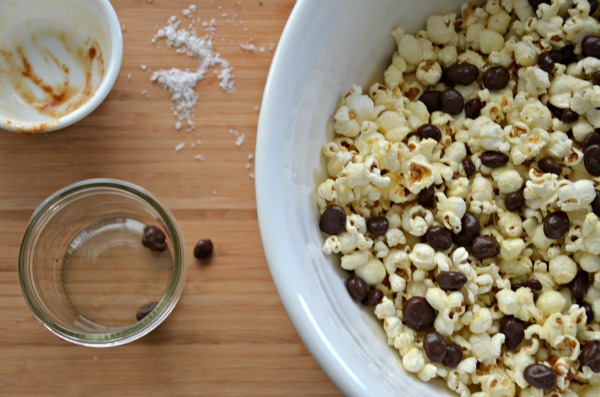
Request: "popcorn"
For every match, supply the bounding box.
[401,205,434,237]
[408,243,436,271]
[355,258,386,285]
[549,254,578,285]
[435,192,467,233]
[427,14,458,45]
[469,174,498,214]
[492,169,524,194]
[536,290,567,317]
[402,347,426,373]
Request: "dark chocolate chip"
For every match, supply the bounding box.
[452,212,481,247]
[346,275,368,301]
[441,88,465,115]
[437,271,468,291]
[462,158,477,177]
[403,296,436,331]
[505,190,525,211]
[319,205,347,235]
[583,132,600,150]
[584,144,600,176]
[500,316,526,349]
[136,301,158,321]
[465,98,483,119]
[560,109,579,124]
[543,211,570,240]
[142,225,168,252]
[417,124,442,142]
[443,344,462,368]
[580,341,600,373]
[423,331,447,363]
[593,71,600,85]
[538,157,563,175]
[194,239,214,259]
[590,0,599,15]
[362,288,384,306]
[537,51,563,73]
[367,216,389,236]
[560,45,577,65]
[418,185,436,208]
[420,90,442,113]
[471,235,500,259]
[446,62,479,85]
[511,283,524,291]
[583,302,595,324]
[425,226,453,251]
[524,364,557,390]
[583,36,600,58]
[570,272,590,301]
[480,151,509,168]
[483,66,510,90]
[593,190,600,216]
[527,279,543,291]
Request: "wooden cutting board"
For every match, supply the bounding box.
[0,1,342,395]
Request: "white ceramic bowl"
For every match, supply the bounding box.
[0,0,123,133]
[256,0,466,396]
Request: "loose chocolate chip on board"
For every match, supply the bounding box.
[537,51,562,73]
[580,341,600,373]
[593,190,600,216]
[543,211,570,239]
[452,212,481,246]
[582,36,600,58]
[142,225,168,252]
[471,235,500,259]
[524,364,558,390]
[403,296,436,331]
[423,331,447,363]
[570,272,590,300]
[136,301,158,321]
[319,205,346,235]
[446,62,479,85]
[462,157,477,177]
[441,88,464,115]
[443,344,462,368]
[425,226,453,251]
[419,90,442,113]
[194,239,214,259]
[538,157,562,175]
[345,275,368,301]
[560,109,579,124]
[480,151,509,168]
[505,190,525,211]
[483,66,510,90]
[417,124,442,142]
[367,216,389,236]
[436,271,468,291]
[500,316,526,349]
[418,185,436,208]
[362,288,384,306]
[584,144,600,176]
[464,98,483,119]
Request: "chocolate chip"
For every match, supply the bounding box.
[436,271,468,291]
[524,364,557,390]
[462,158,477,177]
[591,0,599,15]
[136,301,158,321]
[500,316,526,349]
[194,239,214,259]
[538,157,562,175]
[584,144,600,176]
[443,344,462,367]
[511,283,524,291]
[345,275,368,301]
[362,288,384,306]
[593,71,600,85]
[464,98,483,119]
[593,190,600,216]
[425,226,453,251]
[483,66,510,90]
[527,279,543,291]
[403,296,436,331]
[547,103,563,119]
[418,185,436,208]
[537,51,562,73]
[543,211,570,240]
[580,341,600,373]
[142,225,167,252]
[423,331,447,363]
[505,190,525,211]
[319,205,346,235]
[417,124,442,142]
[452,212,481,246]
[420,90,442,113]
[446,62,479,85]
[560,45,577,65]
[367,216,389,236]
[583,302,595,324]
[480,151,509,168]
[528,0,550,11]
[583,36,600,58]
[441,88,464,115]
[570,272,590,300]
[471,235,500,259]
[560,109,579,124]
[583,131,600,150]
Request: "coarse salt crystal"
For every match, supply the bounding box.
[194,154,204,161]
[175,143,185,152]
[240,43,256,52]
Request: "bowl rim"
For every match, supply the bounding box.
[0,0,124,134]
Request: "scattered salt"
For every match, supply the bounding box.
[240,43,256,52]
[246,163,252,169]
[228,129,246,147]
[194,154,205,161]
[248,172,255,180]
[248,154,254,161]
[182,5,197,17]
[127,73,132,80]
[175,143,185,152]
[140,64,147,71]
[175,121,182,130]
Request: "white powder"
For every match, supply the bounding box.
[151,11,234,128]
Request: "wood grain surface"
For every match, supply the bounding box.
[0,1,342,395]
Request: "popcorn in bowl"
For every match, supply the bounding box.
[317,0,600,395]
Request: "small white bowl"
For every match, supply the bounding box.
[256,0,464,396]
[0,0,123,133]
